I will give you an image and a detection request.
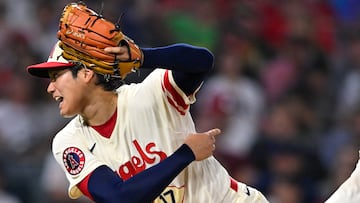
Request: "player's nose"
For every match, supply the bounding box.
[47,81,56,94]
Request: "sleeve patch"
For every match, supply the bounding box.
[63,147,86,175]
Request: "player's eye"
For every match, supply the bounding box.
[49,69,69,81]
[49,73,58,81]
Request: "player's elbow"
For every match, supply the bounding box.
[199,47,215,73]
[176,43,214,73]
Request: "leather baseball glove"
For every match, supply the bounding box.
[57,2,143,79]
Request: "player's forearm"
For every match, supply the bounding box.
[87,144,195,203]
[141,43,214,73]
[141,44,214,95]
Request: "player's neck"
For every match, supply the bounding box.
[81,91,118,126]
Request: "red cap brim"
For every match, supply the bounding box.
[27,61,74,78]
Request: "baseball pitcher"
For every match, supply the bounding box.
[26,2,269,203]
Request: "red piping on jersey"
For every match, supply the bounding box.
[230,177,238,192]
[77,173,94,201]
[162,70,189,115]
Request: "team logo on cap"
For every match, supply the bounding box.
[63,147,85,175]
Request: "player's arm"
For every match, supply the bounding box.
[105,44,214,95]
[141,44,214,95]
[78,129,220,203]
[81,144,193,203]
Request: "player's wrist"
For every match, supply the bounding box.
[178,144,196,162]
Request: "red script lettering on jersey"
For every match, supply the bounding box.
[118,140,167,180]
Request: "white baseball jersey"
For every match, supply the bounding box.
[325,151,360,203]
[52,69,268,203]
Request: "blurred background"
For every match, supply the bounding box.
[0,0,359,202]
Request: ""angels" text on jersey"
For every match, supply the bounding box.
[118,140,167,180]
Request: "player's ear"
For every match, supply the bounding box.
[81,68,95,82]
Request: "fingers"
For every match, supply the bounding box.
[207,128,220,151]
[206,128,221,138]
[184,128,222,161]
[104,46,130,61]
[104,46,128,54]
[104,47,121,53]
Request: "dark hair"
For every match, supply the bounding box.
[69,62,125,91]
[94,73,125,91]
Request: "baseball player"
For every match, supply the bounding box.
[26,40,269,203]
[325,151,360,202]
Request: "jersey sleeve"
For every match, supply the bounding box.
[51,117,107,199]
[162,69,196,115]
[141,69,199,116]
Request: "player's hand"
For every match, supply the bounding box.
[184,128,221,161]
[104,46,130,61]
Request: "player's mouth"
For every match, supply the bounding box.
[54,96,64,107]
[54,96,63,102]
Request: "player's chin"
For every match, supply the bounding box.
[62,113,77,118]
[59,109,77,118]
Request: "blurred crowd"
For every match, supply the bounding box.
[0,0,359,202]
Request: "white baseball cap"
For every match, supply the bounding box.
[27,41,75,78]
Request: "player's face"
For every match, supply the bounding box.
[47,68,88,117]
